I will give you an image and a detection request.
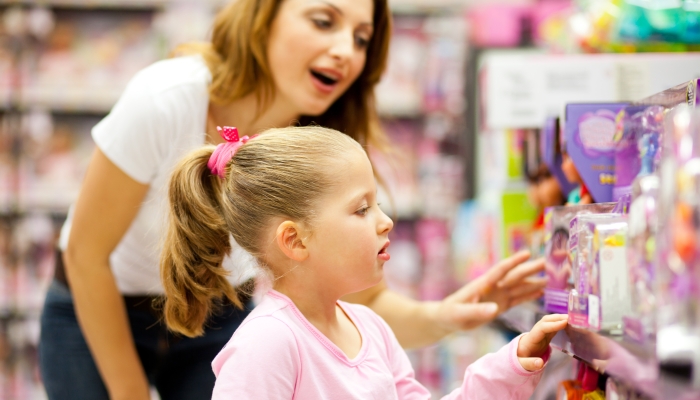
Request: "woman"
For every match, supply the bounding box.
[39,0,545,399]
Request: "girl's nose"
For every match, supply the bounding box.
[378,209,394,234]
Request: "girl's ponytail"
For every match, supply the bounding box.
[160,146,242,338]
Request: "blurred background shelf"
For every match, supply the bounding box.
[0,0,171,10]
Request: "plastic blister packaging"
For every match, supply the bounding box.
[588,216,631,334]
[655,105,700,386]
[569,213,621,329]
[623,175,659,344]
[543,203,616,313]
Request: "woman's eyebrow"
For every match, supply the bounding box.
[311,0,374,26]
[311,0,343,15]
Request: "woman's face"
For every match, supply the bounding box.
[267,0,374,116]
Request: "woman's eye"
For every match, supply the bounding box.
[312,18,332,29]
[355,35,370,48]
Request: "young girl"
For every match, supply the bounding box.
[161,125,568,399]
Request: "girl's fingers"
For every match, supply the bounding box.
[506,279,547,298]
[534,319,569,335]
[497,258,545,289]
[539,314,569,322]
[518,357,545,372]
[508,290,545,308]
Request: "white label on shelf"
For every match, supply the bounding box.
[599,245,632,329]
[482,52,700,129]
[615,62,651,102]
[588,294,600,330]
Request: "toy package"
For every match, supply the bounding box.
[568,213,621,329]
[587,216,631,334]
[612,105,665,202]
[563,103,630,204]
[543,202,616,313]
[655,105,700,386]
[623,175,659,344]
[633,78,699,109]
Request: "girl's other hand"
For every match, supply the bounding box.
[436,251,546,332]
[517,314,568,371]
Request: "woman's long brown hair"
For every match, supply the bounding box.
[175,0,392,151]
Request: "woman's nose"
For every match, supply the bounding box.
[328,29,355,61]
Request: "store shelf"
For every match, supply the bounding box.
[18,86,120,113]
[498,305,700,400]
[0,0,167,10]
[389,0,465,15]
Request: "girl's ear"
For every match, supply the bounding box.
[275,221,309,262]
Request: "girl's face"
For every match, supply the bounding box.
[267,0,374,116]
[305,149,394,295]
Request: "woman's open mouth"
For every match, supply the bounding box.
[310,69,340,94]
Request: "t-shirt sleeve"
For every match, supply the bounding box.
[441,334,550,400]
[211,316,299,400]
[91,68,169,184]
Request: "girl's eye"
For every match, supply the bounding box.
[356,206,370,216]
[312,18,332,29]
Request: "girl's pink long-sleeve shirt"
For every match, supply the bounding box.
[212,290,550,399]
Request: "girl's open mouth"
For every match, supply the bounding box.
[378,241,390,261]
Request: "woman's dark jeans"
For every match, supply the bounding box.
[39,280,251,400]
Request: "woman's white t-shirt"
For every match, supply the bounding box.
[58,55,258,295]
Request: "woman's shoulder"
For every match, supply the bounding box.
[127,55,210,98]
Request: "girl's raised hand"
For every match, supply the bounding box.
[517,314,568,371]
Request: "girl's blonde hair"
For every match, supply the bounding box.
[174,0,392,151]
[161,126,364,337]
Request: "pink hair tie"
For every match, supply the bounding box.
[207,126,253,178]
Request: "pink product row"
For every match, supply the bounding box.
[0,264,51,315]
[383,219,460,302]
[0,112,95,211]
[0,9,161,108]
[375,16,467,117]
[0,326,43,400]
[543,106,700,386]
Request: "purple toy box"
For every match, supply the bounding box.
[542,117,576,197]
[564,103,630,203]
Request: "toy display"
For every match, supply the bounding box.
[587,216,631,333]
[655,105,700,387]
[563,103,630,204]
[623,175,659,344]
[543,203,616,313]
[568,213,621,329]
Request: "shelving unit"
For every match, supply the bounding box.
[499,304,700,399]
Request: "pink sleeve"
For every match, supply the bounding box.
[211,317,299,400]
[441,334,551,400]
[384,328,549,400]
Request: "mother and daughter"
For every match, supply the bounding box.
[40,0,564,398]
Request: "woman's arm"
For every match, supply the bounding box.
[343,251,546,349]
[63,149,151,400]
